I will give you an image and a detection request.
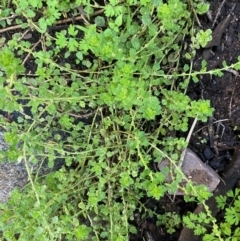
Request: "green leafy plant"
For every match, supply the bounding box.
[157,212,182,234]
[0,0,239,240]
[183,188,240,241]
[194,29,212,48]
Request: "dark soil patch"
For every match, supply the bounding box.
[189,1,240,155]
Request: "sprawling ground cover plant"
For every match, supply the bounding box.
[0,0,240,240]
[183,188,240,241]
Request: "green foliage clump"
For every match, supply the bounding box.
[0,0,238,240]
[183,188,240,241]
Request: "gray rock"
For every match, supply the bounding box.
[158,148,220,195]
[0,132,27,202]
[0,161,28,203]
[0,131,64,203]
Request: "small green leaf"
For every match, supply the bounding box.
[68,24,78,37]
[38,18,47,33]
[52,216,59,224]
[74,225,92,240]
[95,16,106,27]
[183,64,189,72]
[115,14,122,27]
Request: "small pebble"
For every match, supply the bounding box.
[203,146,214,160]
[202,49,211,60]
[213,45,222,53]
[225,36,233,47]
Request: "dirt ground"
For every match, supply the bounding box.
[191,0,240,146]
